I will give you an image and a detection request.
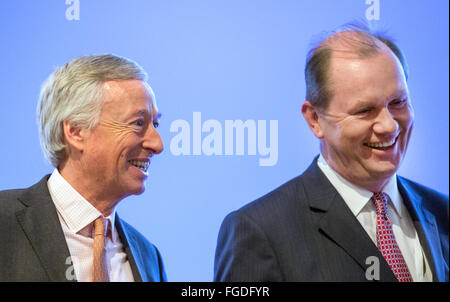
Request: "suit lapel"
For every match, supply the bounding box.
[115,214,144,282]
[15,176,74,282]
[302,159,397,281]
[398,177,445,281]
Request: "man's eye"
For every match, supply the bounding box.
[135,119,144,127]
[153,121,159,129]
[390,99,406,106]
[357,108,372,114]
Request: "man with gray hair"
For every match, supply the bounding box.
[0,54,166,281]
[214,24,448,282]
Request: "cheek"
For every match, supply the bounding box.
[399,118,414,153]
[91,137,129,167]
[395,105,414,129]
[338,120,370,145]
[84,135,106,162]
[393,111,414,149]
[116,136,142,163]
[401,113,414,133]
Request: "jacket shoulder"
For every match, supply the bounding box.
[0,176,51,214]
[117,217,167,281]
[399,177,449,211]
[119,218,160,253]
[0,188,27,201]
[398,176,449,231]
[236,175,305,223]
[0,188,27,214]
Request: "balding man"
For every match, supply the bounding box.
[0,54,166,282]
[214,24,449,282]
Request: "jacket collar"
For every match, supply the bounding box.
[16,175,74,281]
[302,157,397,281]
[16,175,157,282]
[397,177,445,282]
[114,215,144,282]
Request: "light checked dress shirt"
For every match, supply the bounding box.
[47,168,135,282]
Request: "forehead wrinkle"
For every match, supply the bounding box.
[132,107,160,122]
[102,80,157,122]
[99,81,132,123]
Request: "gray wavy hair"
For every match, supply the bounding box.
[37,54,148,167]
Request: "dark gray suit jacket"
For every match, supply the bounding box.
[214,158,449,281]
[0,175,167,282]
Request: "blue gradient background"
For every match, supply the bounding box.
[0,1,448,281]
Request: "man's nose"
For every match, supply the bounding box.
[143,125,164,154]
[373,107,399,135]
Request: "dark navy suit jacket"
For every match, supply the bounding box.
[0,175,167,282]
[214,158,449,281]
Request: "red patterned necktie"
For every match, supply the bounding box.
[92,217,110,282]
[371,192,413,282]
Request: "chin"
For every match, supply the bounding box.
[133,186,146,195]
[124,182,146,196]
[367,164,398,180]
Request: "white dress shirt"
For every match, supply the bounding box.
[317,155,432,281]
[47,168,135,282]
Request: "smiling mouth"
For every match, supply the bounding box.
[128,159,150,172]
[363,137,397,150]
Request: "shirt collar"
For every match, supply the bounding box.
[383,172,403,217]
[47,168,117,239]
[317,154,403,217]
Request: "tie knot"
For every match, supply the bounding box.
[94,217,109,237]
[371,192,388,215]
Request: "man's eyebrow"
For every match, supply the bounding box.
[129,109,150,117]
[351,100,373,108]
[391,91,408,99]
[128,110,161,121]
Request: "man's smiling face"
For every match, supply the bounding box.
[316,47,414,191]
[81,79,163,200]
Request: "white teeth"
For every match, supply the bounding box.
[129,160,149,172]
[365,138,396,149]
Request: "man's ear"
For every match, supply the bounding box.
[62,120,88,152]
[301,101,324,138]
